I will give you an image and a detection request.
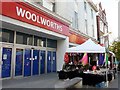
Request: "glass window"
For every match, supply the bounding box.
[85,20,88,34]
[92,25,94,37]
[16,33,24,44]
[34,36,46,47]
[0,28,14,43]
[52,2,55,12]
[91,9,93,19]
[75,11,78,29]
[16,32,33,45]
[47,39,57,48]
[72,11,78,29]
[69,45,74,48]
[34,0,43,6]
[26,36,33,45]
[104,26,108,34]
[100,21,104,32]
[84,2,87,13]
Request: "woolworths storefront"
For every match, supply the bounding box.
[0,1,69,79]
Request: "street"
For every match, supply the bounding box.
[1,72,120,90]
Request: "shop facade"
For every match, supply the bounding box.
[0,1,69,79]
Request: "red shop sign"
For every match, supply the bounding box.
[0,0,69,36]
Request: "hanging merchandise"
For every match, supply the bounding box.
[64,53,69,64]
[80,53,88,66]
[104,53,108,66]
[98,53,104,65]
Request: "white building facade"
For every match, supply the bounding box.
[0,0,98,79]
[96,2,108,48]
[55,0,98,46]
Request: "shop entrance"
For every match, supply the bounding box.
[15,47,46,77]
[24,49,40,76]
[47,51,56,73]
[2,47,12,78]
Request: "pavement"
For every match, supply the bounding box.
[107,71,120,89]
[2,73,60,88]
[1,72,120,89]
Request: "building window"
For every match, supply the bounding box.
[92,25,94,37]
[104,25,108,34]
[16,32,33,45]
[69,45,75,48]
[34,0,43,6]
[85,20,88,34]
[84,2,87,13]
[100,21,104,32]
[23,0,28,2]
[75,11,78,29]
[34,36,46,47]
[47,39,57,48]
[27,36,33,45]
[72,11,78,29]
[100,37,104,44]
[0,28,14,43]
[52,2,55,12]
[91,9,93,19]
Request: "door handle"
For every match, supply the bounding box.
[29,58,35,60]
[0,61,3,65]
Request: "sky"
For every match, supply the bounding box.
[92,0,118,44]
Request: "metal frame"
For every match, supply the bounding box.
[14,44,48,77]
[39,49,46,75]
[46,48,57,73]
[31,46,47,75]
[0,44,2,78]
[14,44,34,78]
[1,43,13,79]
[13,47,24,78]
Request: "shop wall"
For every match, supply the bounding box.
[43,0,53,11]
[55,0,74,23]
[78,0,97,40]
[57,37,69,71]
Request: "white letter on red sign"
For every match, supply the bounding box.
[40,17,46,25]
[32,13,37,22]
[25,11,31,20]
[16,6,26,17]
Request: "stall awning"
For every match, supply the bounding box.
[66,39,106,53]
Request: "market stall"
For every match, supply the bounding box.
[58,39,113,87]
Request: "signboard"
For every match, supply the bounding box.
[69,32,87,44]
[0,0,69,36]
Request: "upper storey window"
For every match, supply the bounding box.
[84,2,87,13]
